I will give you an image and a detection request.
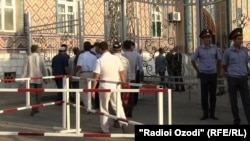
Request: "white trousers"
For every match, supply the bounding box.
[79,72,93,109]
[99,86,127,132]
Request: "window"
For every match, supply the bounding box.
[151,5,162,37]
[57,0,76,34]
[0,0,15,31]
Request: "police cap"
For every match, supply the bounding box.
[229,28,243,40]
[199,29,213,38]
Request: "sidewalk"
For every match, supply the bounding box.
[0,85,247,141]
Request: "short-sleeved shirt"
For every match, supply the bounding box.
[113,53,130,82]
[223,46,249,77]
[51,53,69,75]
[191,44,222,74]
[93,52,124,88]
[122,51,138,81]
[77,51,97,72]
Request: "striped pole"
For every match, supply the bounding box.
[68,103,143,125]
[0,88,167,93]
[0,131,134,138]
[0,101,63,114]
[71,76,158,88]
[0,75,65,83]
[157,85,164,125]
[26,79,30,106]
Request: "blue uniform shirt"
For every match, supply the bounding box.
[191,44,222,74]
[52,53,69,75]
[223,46,249,77]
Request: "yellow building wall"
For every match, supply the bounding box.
[24,0,56,27]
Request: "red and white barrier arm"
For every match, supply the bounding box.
[0,101,63,114]
[0,75,65,83]
[68,103,143,125]
[0,88,80,93]
[71,76,158,88]
[83,88,167,93]
[0,131,134,138]
[0,88,167,93]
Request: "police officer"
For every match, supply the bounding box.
[222,28,250,125]
[191,29,222,120]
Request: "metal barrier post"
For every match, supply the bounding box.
[168,89,172,125]
[25,79,30,106]
[157,86,164,125]
[62,76,67,129]
[87,78,92,111]
[65,76,70,130]
[75,91,81,134]
[116,84,121,118]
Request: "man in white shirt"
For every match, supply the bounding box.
[22,45,48,116]
[74,41,97,110]
[112,41,130,109]
[91,41,129,133]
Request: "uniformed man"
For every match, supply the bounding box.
[222,28,250,125]
[191,29,222,120]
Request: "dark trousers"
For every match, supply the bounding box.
[167,70,174,89]
[55,78,63,101]
[95,82,100,109]
[173,70,185,90]
[158,71,166,86]
[200,73,217,117]
[135,70,143,105]
[69,81,79,102]
[30,83,42,112]
[227,76,250,124]
[124,80,136,116]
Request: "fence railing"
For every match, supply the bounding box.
[0,75,172,138]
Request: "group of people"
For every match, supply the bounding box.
[154,27,250,125]
[21,27,250,131]
[155,46,185,92]
[23,40,143,133]
[191,28,250,125]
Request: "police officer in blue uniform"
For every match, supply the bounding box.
[222,28,250,125]
[191,29,222,120]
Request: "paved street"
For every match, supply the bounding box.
[0,83,247,141]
